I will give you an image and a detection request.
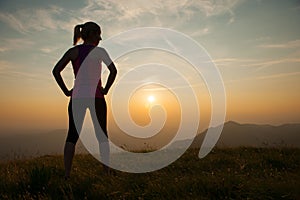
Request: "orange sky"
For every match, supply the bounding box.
[0,0,300,136]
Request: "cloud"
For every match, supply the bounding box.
[0,12,27,34]
[225,70,300,83]
[1,0,243,35]
[0,61,11,71]
[190,27,210,37]
[212,57,261,67]
[211,56,300,76]
[0,5,74,34]
[214,49,300,70]
[40,48,55,54]
[0,47,8,52]
[243,58,300,68]
[258,40,300,49]
[0,60,51,81]
[190,0,242,17]
[78,0,244,38]
[0,38,35,52]
[81,0,243,21]
[256,71,300,80]
[246,36,272,43]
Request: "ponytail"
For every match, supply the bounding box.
[73,24,83,45]
[73,22,101,45]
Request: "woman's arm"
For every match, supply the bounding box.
[101,62,117,95]
[52,49,73,97]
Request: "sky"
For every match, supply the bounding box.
[0,0,300,135]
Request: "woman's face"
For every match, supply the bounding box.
[92,30,102,46]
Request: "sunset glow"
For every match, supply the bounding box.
[0,0,299,134]
[147,95,155,103]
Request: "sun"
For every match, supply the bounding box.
[147,95,155,103]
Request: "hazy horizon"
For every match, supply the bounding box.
[1,120,299,161]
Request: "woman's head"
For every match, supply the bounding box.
[73,22,101,46]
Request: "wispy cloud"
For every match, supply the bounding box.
[211,56,300,75]
[184,0,242,17]
[190,28,210,37]
[222,55,300,82]
[1,0,243,36]
[81,0,241,20]
[190,0,242,24]
[0,12,27,34]
[258,40,300,49]
[242,58,300,69]
[0,47,8,52]
[225,70,300,84]
[0,5,72,34]
[0,60,51,81]
[256,71,300,80]
[212,57,261,67]
[0,61,11,71]
[40,46,63,53]
[246,36,272,43]
[0,38,35,52]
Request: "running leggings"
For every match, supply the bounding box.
[66,98,108,144]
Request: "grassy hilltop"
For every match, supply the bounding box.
[0,148,299,199]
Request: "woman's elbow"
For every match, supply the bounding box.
[52,68,60,77]
[109,64,117,75]
[113,68,117,75]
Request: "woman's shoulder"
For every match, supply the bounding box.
[92,47,112,64]
[68,45,81,52]
[92,46,109,55]
[94,46,106,51]
[64,46,80,60]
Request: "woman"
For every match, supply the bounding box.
[52,22,117,179]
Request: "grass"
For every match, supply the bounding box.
[0,147,299,199]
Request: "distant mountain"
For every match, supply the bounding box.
[0,129,88,160]
[1,121,299,160]
[189,121,300,148]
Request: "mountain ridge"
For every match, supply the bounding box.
[1,121,299,160]
[188,121,300,149]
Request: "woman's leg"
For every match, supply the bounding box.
[64,99,85,178]
[91,98,110,172]
[64,142,75,179]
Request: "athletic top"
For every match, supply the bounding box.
[72,44,112,98]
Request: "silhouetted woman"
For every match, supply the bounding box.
[52,22,117,179]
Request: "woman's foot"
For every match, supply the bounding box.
[103,165,115,176]
[64,142,75,180]
[64,175,70,181]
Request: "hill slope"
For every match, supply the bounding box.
[0,148,299,199]
[190,121,300,148]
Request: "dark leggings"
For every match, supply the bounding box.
[66,98,107,144]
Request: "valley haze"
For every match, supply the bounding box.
[1,121,299,160]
